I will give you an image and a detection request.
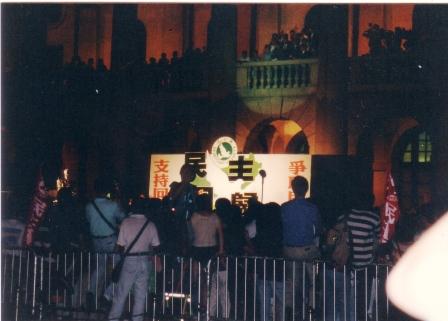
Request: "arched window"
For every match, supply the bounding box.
[244,119,309,154]
[393,128,432,213]
[402,131,432,164]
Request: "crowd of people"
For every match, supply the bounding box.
[60,48,208,97]
[238,27,318,62]
[1,162,441,321]
[363,23,414,56]
[57,27,319,97]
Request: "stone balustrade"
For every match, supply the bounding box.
[236,59,319,97]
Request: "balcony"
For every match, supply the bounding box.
[236,59,319,98]
[349,54,423,92]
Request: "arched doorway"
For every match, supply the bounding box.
[392,127,433,213]
[244,119,309,154]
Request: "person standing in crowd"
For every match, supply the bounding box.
[108,198,161,321]
[254,202,284,321]
[168,163,197,221]
[189,193,224,313]
[167,163,197,256]
[47,187,88,253]
[345,193,380,321]
[281,176,321,319]
[190,193,224,265]
[85,177,125,310]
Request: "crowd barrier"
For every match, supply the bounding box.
[1,248,396,321]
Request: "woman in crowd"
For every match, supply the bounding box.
[189,193,224,312]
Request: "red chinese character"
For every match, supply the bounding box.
[289,161,306,175]
[153,188,169,199]
[155,159,169,173]
[153,173,169,188]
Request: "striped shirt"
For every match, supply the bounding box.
[340,209,380,269]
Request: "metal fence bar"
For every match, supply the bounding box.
[2,249,398,321]
[302,261,305,319]
[10,250,16,302]
[39,255,44,320]
[244,257,247,321]
[162,255,166,313]
[31,255,38,317]
[2,252,8,302]
[47,253,51,306]
[282,260,286,321]
[225,257,229,318]
[253,258,256,321]
[234,257,238,321]
[15,250,23,321]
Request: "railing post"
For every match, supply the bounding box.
[236,63,249,90]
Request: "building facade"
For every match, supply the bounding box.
[3,4,448,221]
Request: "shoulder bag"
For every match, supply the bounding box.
[111,217,151,282]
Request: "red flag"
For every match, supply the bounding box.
[380,172,401,244]
[23,168,49,246]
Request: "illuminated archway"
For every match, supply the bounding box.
[244,118,309,154]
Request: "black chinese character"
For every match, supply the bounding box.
[185,152,207,177]
[228,156,253,181]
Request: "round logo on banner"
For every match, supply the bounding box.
[212,136,237,165]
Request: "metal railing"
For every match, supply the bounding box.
[1,248,395,321]
[236,59,319,98]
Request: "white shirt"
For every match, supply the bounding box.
[117,214,160,253]
[190,212,220,247]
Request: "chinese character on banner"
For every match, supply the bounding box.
[153,173,169,188]
[228,156,253,181]
[289,160,307,175]
[153,159,170,199]
[231,192,258,211]
[153,188,169,199]
[155,159,169,173]
[379,172,401,244]
[185,152,207,177]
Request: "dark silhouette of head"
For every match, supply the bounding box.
[94,177,112,197]
[57,187,74,205]
[130,197,147,214]
[291,176,309,198]
[215,198,231,213]
[180,163,196,183]
[196,193,212,212]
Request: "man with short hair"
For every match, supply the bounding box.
[108,198,161,321]
[86,177,125,309]
[281,176,321,317]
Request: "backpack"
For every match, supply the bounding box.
[326,216,351,270]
